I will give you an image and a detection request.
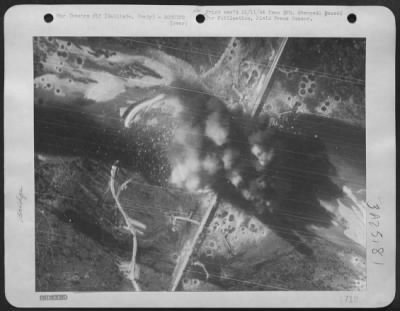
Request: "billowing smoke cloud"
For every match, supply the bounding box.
[160,92,344,255]
[167,95,275,204]
[169,125,204,191]
[222,148,238,170]
[249,129,275,170]
[205,111,229,146]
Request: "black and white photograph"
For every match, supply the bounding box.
[33,36,367,292]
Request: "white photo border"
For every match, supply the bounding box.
[4,5,396,308]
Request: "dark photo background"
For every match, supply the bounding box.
[33,37,366,291]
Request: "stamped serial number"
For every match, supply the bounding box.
[40,294,68,301]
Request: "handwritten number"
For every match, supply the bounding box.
[367,202,384,265]
[371,231,383,238]
[370,213,380,219]
[368,221,379,227]
[367,202,380,210]
[372,248,384,256]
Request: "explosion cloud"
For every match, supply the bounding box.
[205,111,229,146]
[158,90,344,248]
[115,87,344,257]
[166,94,274,207]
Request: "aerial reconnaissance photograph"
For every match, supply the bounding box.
[34,37,366,291]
